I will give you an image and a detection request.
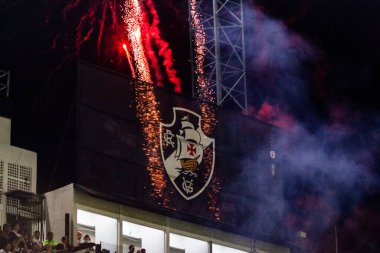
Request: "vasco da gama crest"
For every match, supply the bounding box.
[160,107,215,200]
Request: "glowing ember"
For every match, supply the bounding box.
[123,0,166,201]
[122,0,152,83]
[189,0,215,103]
[189,0,220,219]
[134,79,166,201]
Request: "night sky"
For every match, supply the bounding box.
[0,0,380,252]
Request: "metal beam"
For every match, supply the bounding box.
[190,0,247,110]
[0,70,10,97]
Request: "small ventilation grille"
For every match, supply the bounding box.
[7,163,32,207]
[0,160,3,204]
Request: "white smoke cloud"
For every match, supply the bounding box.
[241,2,380,249]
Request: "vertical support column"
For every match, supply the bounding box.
[164,229,170,253]
[118,205,123,253]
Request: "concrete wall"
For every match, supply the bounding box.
[0,117,11,145]
[44,184,75,242]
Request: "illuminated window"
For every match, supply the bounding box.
[122,221,164,253]
[212,244,248,253]
[169,233,208,253]
[77,209,117,253]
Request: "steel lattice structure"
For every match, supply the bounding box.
[190,0,247,110]
[0,70,10,97]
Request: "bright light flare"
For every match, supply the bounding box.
[132,29,141,39]
[122,43,136,78]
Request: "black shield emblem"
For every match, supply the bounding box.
[160,107,215,200]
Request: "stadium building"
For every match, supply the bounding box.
[43,62,289,253]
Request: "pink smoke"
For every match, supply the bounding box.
[244,101,296,128]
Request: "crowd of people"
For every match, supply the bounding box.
[0,223,95,253]
[127,245,145,253]
[0,223,147,253]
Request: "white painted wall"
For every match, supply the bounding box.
[45,184,75,241]
[170,233,209,253]
[123,221,165,253]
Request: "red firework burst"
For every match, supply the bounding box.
[50,0,182,92]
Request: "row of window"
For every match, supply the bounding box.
[77,209,249,253]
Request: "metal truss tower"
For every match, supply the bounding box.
[190,0,247,110]
[0,70,10,97]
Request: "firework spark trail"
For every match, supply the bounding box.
[97,0,108,59]
[109,0,118,30]
[123,0,166,201]
[141,7,164,87]
[52,0,98,54]
[189,0,220,219]
[189,0,214,102]
[63,0,82,20]
[189,0,216,136]
[135,80,165,201]
[56,0,180,201]
[123,0,152,83]
[123,43,136,78]
[60,0,180,91]
[201,100,219,220]
[76,11,96,50]
[59,0,119,58]
[145,0,182,92]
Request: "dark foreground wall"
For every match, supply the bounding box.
[76,62,284,243]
